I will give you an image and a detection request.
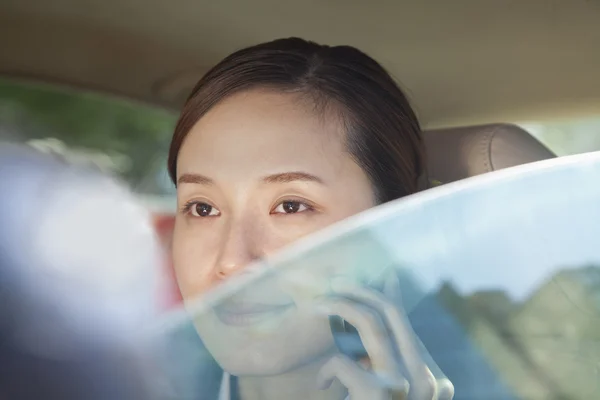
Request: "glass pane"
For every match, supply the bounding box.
[520,117,600,156]
[158,152,600,400]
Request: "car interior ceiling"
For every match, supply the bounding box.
[0,0,593,183]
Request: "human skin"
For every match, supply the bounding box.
[172,88,450,399]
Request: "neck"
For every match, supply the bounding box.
[235,349,347,400]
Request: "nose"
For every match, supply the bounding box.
[215,218,261,280]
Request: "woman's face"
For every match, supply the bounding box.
[173,89,375,375]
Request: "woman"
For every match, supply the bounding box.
[167,38,452,399]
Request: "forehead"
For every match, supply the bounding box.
[177,89,348,179]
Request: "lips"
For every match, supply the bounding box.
[214,302,294,326]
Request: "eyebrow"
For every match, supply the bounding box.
[262,172,324,184]
[177,173,214,185]
[177,171,324,186]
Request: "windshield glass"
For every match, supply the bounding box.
[155,152,600,400]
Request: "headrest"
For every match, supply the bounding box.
[422,123,555,184]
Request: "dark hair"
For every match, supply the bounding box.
[168,37,427,203]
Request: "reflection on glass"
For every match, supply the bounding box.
[157,152,600,400]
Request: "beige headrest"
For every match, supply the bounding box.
[422,124,555,184]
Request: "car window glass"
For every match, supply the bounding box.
[0,77,177,211]
[520,117,600,156]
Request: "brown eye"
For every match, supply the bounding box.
[273,200,310,214]
[189,202,220,217]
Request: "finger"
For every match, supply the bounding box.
[317,354,409,398]
[412,335,454,400]
[330,278,439,400]
[316,297,397,375]
[385,275,454,400]
[435,379,455,400]
[317,353,371,390]
[385,275,450,400]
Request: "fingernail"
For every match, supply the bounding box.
[311,296,329,311]
[314,303,332,315]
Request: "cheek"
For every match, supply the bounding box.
[263,210,368,257]
[172,220,220,299]
[269,209,362,239]
[263,216,331,255]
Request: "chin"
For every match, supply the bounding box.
[215,340,332,377]
[195,313,335,377]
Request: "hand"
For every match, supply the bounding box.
[316,275,454,400]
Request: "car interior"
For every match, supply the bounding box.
[4,0,599,187]
[2,2,600,398]
[1,0,598,287]
[0,0,598,270]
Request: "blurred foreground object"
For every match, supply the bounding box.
[152,213,183,310]
[0,143,166,399]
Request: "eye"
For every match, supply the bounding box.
[183,201,221,217]
[272,200,313,215]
